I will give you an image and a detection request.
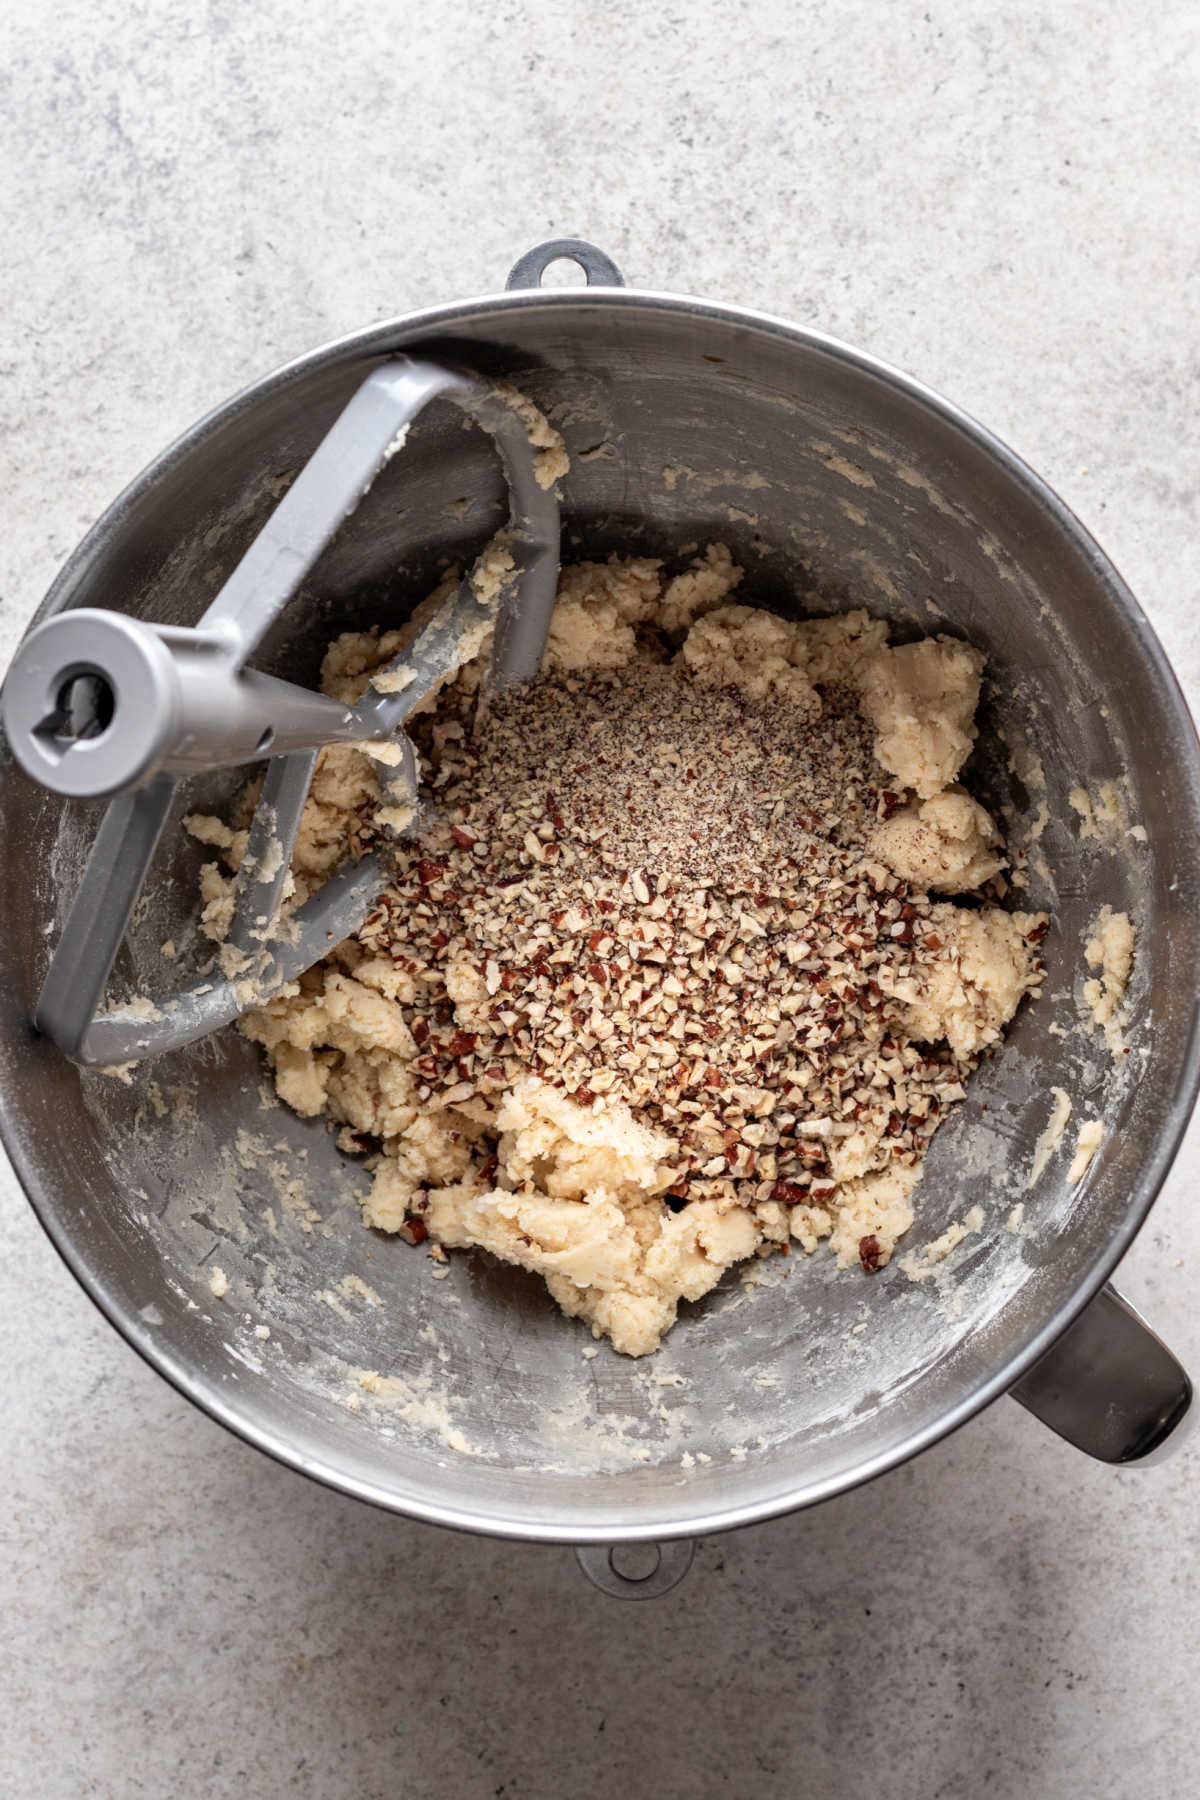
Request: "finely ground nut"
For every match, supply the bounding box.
[229,544,1048,1356]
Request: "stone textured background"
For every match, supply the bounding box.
[1,3,1197,1795]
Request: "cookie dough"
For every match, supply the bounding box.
[1083,905,1134,1059]
[228,549,1049,1355]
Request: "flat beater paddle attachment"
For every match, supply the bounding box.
[0,359,561,1066]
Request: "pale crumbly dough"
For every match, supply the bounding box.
[857,637,985,800]
[236,550,1048,1356]
[1082,905,1134,1060]
[492,383,570,491]
[1067,1119,1104,1185]
[871,787,1004,894]
[884,904,1041,1058]
[680,595,888,712]
[824,1167,922,1268]
[898,1203,985,1283]
[548,543,741,672]
[420,1080,761,1359]
[1030,1086,1073,1185]
[1069,781,1125,841]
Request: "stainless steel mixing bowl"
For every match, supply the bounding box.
[3,240,1197,1594]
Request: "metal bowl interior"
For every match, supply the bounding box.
[2,290,1199,1542]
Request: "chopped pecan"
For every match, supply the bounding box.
[858,1233,883,1274]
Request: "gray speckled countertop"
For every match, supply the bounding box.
[3,4,1199,1796]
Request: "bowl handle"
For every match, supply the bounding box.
[506,238,626,290]
[1011,1283,1192,1464]
[575,1539,695,1598]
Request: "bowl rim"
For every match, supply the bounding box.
[5,282,1200,1543]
